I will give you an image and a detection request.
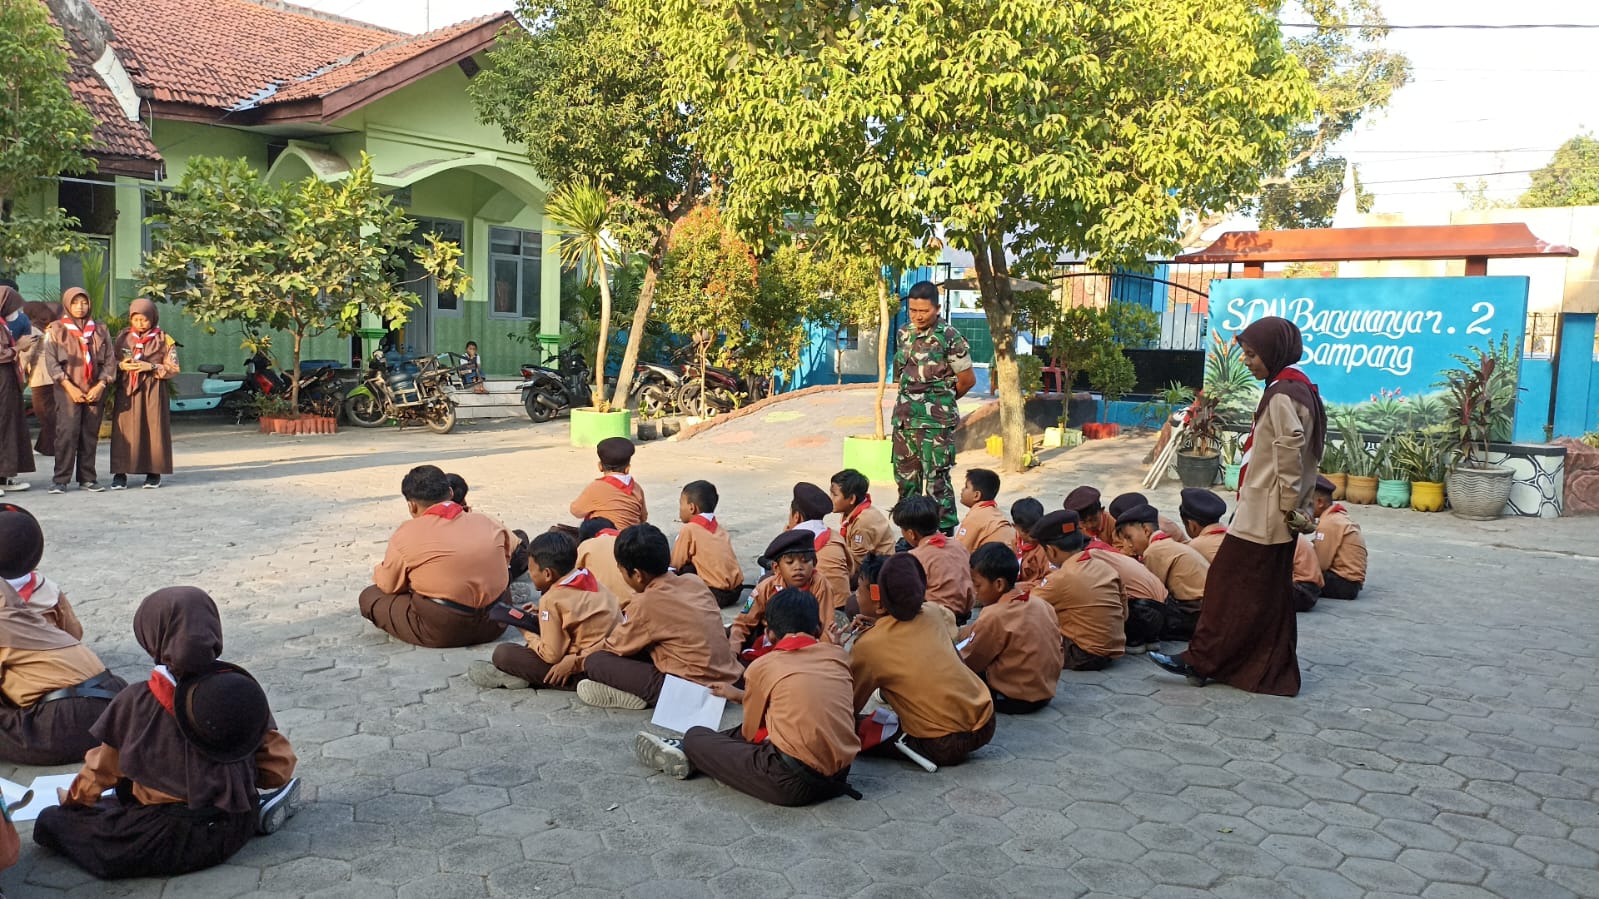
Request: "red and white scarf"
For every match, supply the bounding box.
[689,513,718,534]
[59,316,98,384]
[424,501,464,520]
[841,496,873,538]
[557,568,600,592]
[147,665,177,715]
[601,474,635,494]
[127,327,164,392]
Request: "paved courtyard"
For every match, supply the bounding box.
[3,389,1598,899]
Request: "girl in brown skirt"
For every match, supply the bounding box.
[110,298,178,489]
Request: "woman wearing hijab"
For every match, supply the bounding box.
[42,287,115,493]
[1150,316,1326,696]
[0,286,35,495]
[20,300,63,457]
[110,298,178,489]
[32,587,300,879]
[0,503,125,765]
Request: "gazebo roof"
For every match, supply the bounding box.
[1176,223,1577,265]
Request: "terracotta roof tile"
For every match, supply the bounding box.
[268,15,505,104]
[49,9,163,176]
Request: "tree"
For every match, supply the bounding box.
[546,178,624,410]
[647,0,1314,472]
[653,205,759,408]
[141,155,468,411]
[1520,133,1599,207]
[1181,0,1410,239]
[0,1,97,275]
[470,0,708,410]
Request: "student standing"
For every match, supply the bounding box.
[20,300,63,457]
[1152,317,1324,696]
[43,287,114,493]
[0,286,34,495]
[110,299,179,490]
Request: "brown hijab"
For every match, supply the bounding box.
[133,586,224,678]
[0,286,21,318]
[60,287,91,327]
[127,297,159,329]
[1238,316,1326,459]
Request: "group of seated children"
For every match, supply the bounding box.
[1,503,299,882]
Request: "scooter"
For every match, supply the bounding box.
[168,364,245,413]
[518,344,594,423]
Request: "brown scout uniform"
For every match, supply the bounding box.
[1314,505,1367,584]
[959,589,1064,704]
[1188,524,1229,563]
[13,574,84,639]
[1032,551,1127,663]
[586,572,742,703]
[850,610,994,739]
[359,507,515,648]
[671,518,744,593]
[577,531,637,610]
[1293,535,1324,589]
[909,535,975,620]
[1087,546,1168,602]
[814,528,852,609]
[839,501,897,571]
[1141,533,1210,602]
[1159,515,1190,544]
[730,572,846,653]
[955,502,1018,553]
[742,641,860,777]
[1016,540,1051,591]
[570,475,648,529]
[528,578,620,665]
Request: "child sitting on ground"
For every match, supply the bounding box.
[1009,498,1051,589]
[731,530,842,659]
[1292,533,1324,612]
[787,483,852,605]
[959,543,1064,715]
[1178,488,1229,563]
[471,531,620,691]
[894,495,975,623]
[955,468,1017,552]
[577,517,635,610]
[671,480,745,608]
[830,469,897,572]
[1030,509,1127,670]
[633,589,862,805]
[570,437,648,529]
[1115,503,1209,641]
[1312,476,1366,599]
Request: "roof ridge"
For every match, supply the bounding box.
[231,0,403,37]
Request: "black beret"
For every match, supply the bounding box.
[1115,503,1161,529]
[1062,486,1102,514]
[0,503,44,579]
[1107,492,1148,520]
[760,529,816,568]
[1178,488,1226,525]
[1315,475,1336,494]
[596,436,635,467]
[1031,509,1087,550]
[792,483,832,521]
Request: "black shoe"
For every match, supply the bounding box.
[1149,651,1207,686]
[111,475,128,490]
[142,475,161,489]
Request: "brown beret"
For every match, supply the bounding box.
[1107,492,1148,520]
[1032,509,1087,551]
[792,482,832,521]
[596,436,635,468]
[760,529,816,569]
[1115,503,1161,529]
[1062,486,1102,514]
[1315,475,1336,494]
[1178,488,1226,525]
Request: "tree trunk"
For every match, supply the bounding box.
[609,230,669,411]
[290,332,303,415]
[971,234,1025,473]
[594,257,612,410]
[873,275,890,440]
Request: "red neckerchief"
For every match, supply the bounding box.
[1014,540,1037,563]
[424,501,464,520]
[1328,503,1347,516]
[1151,531,1170,543]
[975,501,997,509]
[690,514,718,534]
[749,634,819,743]
[1006,589,1032,603]
[128,327,163,392]
[16,572,40,601]
[601,475,635,495]
[924,533,948,549]
[147,668,176,715]
[59,316,97,384]
[812,527,832,552]
[595,528,619,538]
[1087,537,1118,554]
[1203,524,1228,535]
[841,497,872,537]
[1077,550,1094,562]
[558,569,600,592]
[1239,368,1314,489]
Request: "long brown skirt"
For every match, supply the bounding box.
[32,384,55,455]
[1184,534,1300,696]
[0,363,34,477]
[110,378,173,475]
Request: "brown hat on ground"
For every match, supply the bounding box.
[1032,509,1087,552]
[596,437,635,469]
[1063,486,1103,515]
[791,482,832,521]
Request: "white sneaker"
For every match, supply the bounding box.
[634,732,693,779]
[257,777,301,834]
[1,480,28,492]
[576,680,647,710]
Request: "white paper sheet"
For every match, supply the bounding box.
[4,773,79,822]
[650,675,727,734]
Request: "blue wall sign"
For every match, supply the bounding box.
[1207,276,1529,408]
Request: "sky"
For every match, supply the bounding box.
[301,0,1599,217]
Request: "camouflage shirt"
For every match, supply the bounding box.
[894,320,973,429]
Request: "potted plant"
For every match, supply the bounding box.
[1341,421,1379,504]
[1318,440,1349,500]
[1374,434,1411,509]
[1437,336,1519,519]
[1220,431,1242,490]
[547,179,634,448]
[1394,432,1448,512]
[1173,393,1222,488]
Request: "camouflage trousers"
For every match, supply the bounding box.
[894,425,958,532]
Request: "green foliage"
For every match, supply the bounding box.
[1520,133,1599,208]
[140,155,467,411]
[1339,420,1377,477]
[1434,332,1520,467]
[0,0,98,274]
[1319,439,1346,474]
[1131,380,1196,428]
[547,178,631,409]
[1177,394,1223,456]
[1391,432,1448,482]
[1015,355,1043,397]
[655,205,759,380]
[1202,331,1263,426]
[1258,156,1372,230]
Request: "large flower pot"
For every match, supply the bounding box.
[1411,480,1446,512]
[636,419,660,441]
[1345,475,1379,505]
[1222,463,1242,490]
[1322,472,1348,500]
[570,408,632,447]
[843,436,895,486]
[1446,464,1513,520]
[1377,478,1411,508]
[1174,451,1221,489]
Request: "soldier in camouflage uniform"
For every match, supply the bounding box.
[893,282,975,533]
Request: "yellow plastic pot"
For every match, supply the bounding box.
[1410,480,1446,512]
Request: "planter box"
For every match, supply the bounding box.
[843,436,895,486]
[570,408,632,447]
[259,415,338,436]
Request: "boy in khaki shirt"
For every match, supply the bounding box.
[470,532,619,691]
[569,436,648,529]
[1178,488,1230,563]
[831,469,897,572]
[670,480,745,607]
[1292,534,1324,612]
[731,530,846,659]
[894,495,975,623]
[577,517,636,610]
[955,468,1017,552]
[788,482,851,607]
[1116,503,1210,640]
[958,543,1064,714]
[578,525,743,710]
[1030,509,1127,670]
[1312,476,1367,599]
[1009,498,1052,590]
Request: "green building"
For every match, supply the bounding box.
[19,0,557,377]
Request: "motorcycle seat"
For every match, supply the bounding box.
[198,364,225,376]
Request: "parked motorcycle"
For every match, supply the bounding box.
[519,344,594,423]
[169,363,245,414]
[342,350,458,433]
[629,359,684,418]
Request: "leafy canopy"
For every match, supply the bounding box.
[0,0,98,274]
[1520,133,1599,208]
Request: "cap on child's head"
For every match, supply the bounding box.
[1063,485,1102,515]
[596,437,635,470]
[791,483,831,521]
[1107,492,1148,520]
[0,503,44,579]
[760,529,816,569]
[1115,503,1161,530]
[1178,488,1226,525]
[1315,475,1336,495]
[1032,509,1087,551]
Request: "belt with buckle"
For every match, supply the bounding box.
[424,596,483,616]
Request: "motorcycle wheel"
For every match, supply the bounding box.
[425,401,457,434]
[344,392,389,428]
[524,388,560,423]
[637,380,675,418]
[708,387,739,413]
